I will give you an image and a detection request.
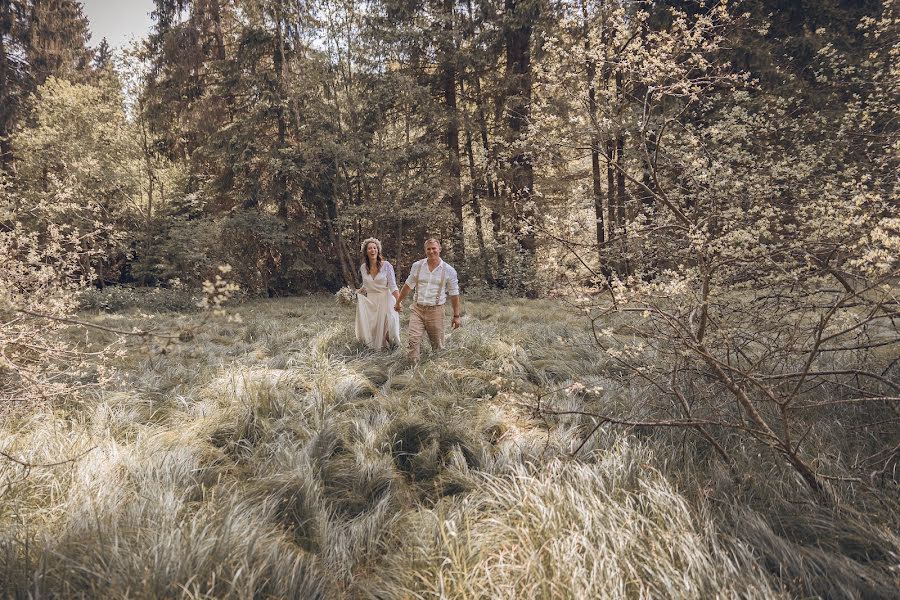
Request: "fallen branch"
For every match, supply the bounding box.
[1,446,97,470]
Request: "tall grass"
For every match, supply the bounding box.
[368,447,784,599]
[1,296,897,598]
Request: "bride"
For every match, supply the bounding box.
[355,237,401,350]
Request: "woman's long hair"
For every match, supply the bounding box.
[360,238,384,274]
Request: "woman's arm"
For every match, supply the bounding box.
[385,262,399,294]
[387,263,400,300]
[357,264,367,295]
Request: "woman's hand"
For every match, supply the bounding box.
[357,288,367,296]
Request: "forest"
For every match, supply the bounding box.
[1,0,898,598]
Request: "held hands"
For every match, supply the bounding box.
[394,301,402,312]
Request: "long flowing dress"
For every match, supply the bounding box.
[355,261,401,350]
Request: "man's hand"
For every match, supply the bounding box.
[450,295,461,329]
[395,284,411,312]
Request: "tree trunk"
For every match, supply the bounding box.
[606,139,616,239]
[317,161,356,288]
[463,121,494,286]
[504,0,537,262]
[272,1,289,219]
[641,133,656,216]
[582,0,604,262]
[141,102,155,286]
[207,0,226,61]
[503,0,538,296]
[441,0,465,278]
[601,3,616,245]
[0,10,11,174]
[463,0,502,284]
[615,76,626,226]
[396,216,404,271]
[615,134,626,226]
[470,59,504,283]
[615,71,628,274]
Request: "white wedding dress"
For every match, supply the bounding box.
[355,261,401,350]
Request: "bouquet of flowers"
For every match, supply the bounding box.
[334,286,357,305]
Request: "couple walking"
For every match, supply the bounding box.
[355,237,461,361]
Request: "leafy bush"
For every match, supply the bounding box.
[131,209,331,295]
[12,76,141,283]
[77,285,201,313]
[533,1,899,498]
[1,181,113,410]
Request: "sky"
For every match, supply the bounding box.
[80,0,155,49]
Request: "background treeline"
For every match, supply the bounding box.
[1,0,894,296]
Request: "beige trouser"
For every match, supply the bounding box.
[407,303,446,361]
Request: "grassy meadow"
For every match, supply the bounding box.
[1,295,898,599]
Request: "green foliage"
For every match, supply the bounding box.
[12,75,142,281]
[3,0,897,297]
[132,207,331,294]
[77,285,200,313]
[15,76,140,198]
[218,210,302,295]
[130,209,221,286]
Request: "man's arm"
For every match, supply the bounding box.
[446,266,461,328]
[449,295,461,329]
[396,261,419,311]
[395,284,412,311]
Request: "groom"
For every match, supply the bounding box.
[394,238,461,361]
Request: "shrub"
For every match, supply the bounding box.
[77,285,200,313]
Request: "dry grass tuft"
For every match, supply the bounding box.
[370,445,785,599]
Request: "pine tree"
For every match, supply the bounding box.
[0,0,29,171]
[144,0,228,164]
[92,35,110,70]
[25,0,93,86]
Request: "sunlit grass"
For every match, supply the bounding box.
[1,296,897,598]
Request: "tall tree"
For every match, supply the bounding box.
[25,0,92,86]
[144,0,230,167]
[581,0,603,260]
[92,35,111,70]
[502,0,539,286]
[375,0,470,273]
[270,0,289,218]
[458,0,503,284]
[438,0,466,278]
[13,74,142,281]
[0,0,28,172]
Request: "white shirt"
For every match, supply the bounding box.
[405,259,460,306]
[360,261,399,293]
